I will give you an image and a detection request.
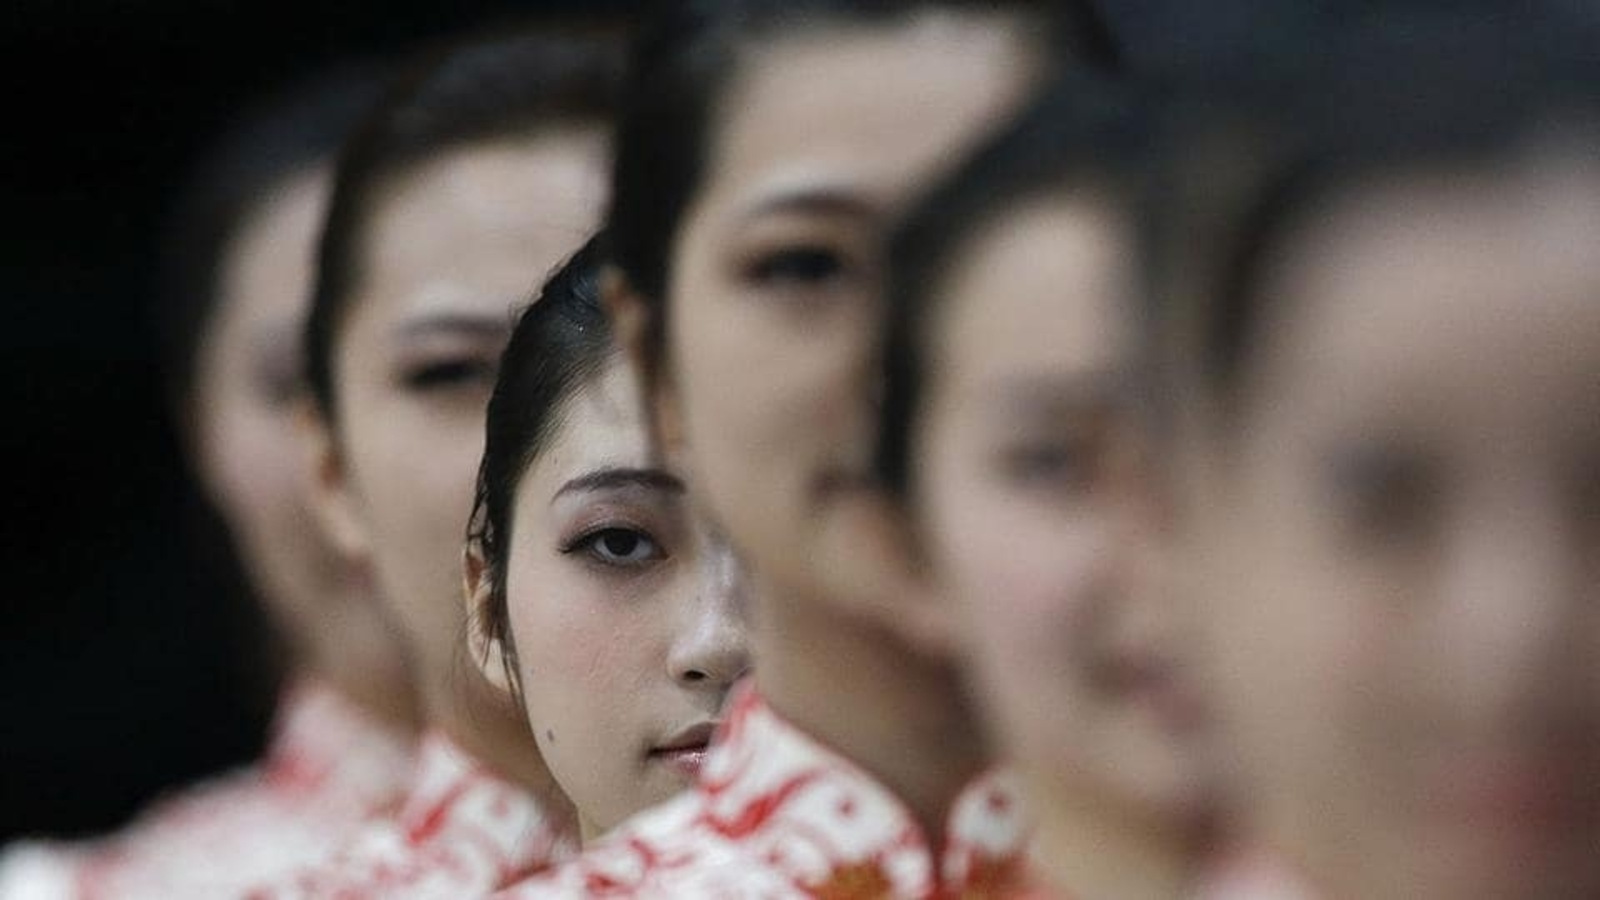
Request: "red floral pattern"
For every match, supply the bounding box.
[246,731,575,899]
[0,680,413,900]
[496,685,1031,899]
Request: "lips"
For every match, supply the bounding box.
[1431,750,1600,837]
[650,721,719,779]
[1085,650,1205,735]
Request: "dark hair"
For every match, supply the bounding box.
[156,65,386,423]
[306,23,624,419]
[466,232,613,688]
[1145,10,1600,415]
[876,72,1147,497]
[606,0,1121,382]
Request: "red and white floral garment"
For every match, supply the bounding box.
[0,679,413,900]
[246,730,575,899]
[496,684,1031,899]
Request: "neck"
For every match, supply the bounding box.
[753,582,986,844]
[1030,769,1201,900]
[293,587,423,737]
[422,650,577,835]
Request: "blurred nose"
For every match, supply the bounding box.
[668,535,752,691]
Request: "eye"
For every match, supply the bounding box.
[254,348,305,408]
[998,433,1107,495]
[400,357,497,392]
[260,369,304,408]
[574,527,664,567]
[1324,444,1441,545]
[746,245,848,288]
[992,416,1120,496]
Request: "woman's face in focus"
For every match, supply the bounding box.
[320,132,606,675]
[663,14,1038,600]
[1186,158,1600,900]
[501,360,749,842]
[195,166,349,636]
[911,197,1210,827]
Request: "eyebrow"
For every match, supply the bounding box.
[552,466,686,504]
[393,311,513,341]
[984,370,1137,416]
[734,182,883,227]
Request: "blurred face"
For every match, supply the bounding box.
[663,14,1037,599]
[500,360,749,842]
[319,132,605,679]
[911,198,1210,828]
[1187,158,1600,899]
[194,166,348,637]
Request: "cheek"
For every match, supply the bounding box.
[1199,474,1400,802]
[335,391,489,644]
[201,402,305,530]
[924,470,1106,710]
[508,569,652,728]
[345,395,487,543]
[923,441,1105,643]
[944,511,1136,795]
[673,292,872,467]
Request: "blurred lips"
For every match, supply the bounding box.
[1087,648,1203,735]
[1432,749,1600,842]
[809,464,869,506]
[650,721,718,779]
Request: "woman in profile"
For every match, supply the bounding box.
[1151,14,1600,899]
[260,23,623,898]
[872,74,1219,898]
[0,67,421,900]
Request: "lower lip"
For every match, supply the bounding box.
[652,746,708,779]
[811,467,867,502]
[1110,661,1203,735]
[1138,679,1206,735]
[1436,763,1600,828]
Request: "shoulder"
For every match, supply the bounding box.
[496,793,804,899]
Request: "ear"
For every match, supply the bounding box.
[462,544,517,697]
[601,266,685,457]
[817,485,963,663]
[295,398,370,561]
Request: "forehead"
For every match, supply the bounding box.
[937,195,1132,375]
[1252,153,1600,421]
[702,13,1035,213]
[222,165,329,329]
[359,131,606,319]
[519,361,648,492]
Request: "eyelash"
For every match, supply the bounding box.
[744,244,853,290]
[1324,447,1442,543]
[561,525,666,570]
[1000,437,1103,493]
[399,357,497,391]
[261,372,303,407]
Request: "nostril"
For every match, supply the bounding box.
[683,669,708,682]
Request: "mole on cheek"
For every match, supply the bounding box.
[545,729,556,743]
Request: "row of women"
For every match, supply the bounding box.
[4,2,1599,898]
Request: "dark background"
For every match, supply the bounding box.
[0,0,642,840]
[1,0,1514,842]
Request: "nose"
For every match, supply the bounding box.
[668,538,752,690]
